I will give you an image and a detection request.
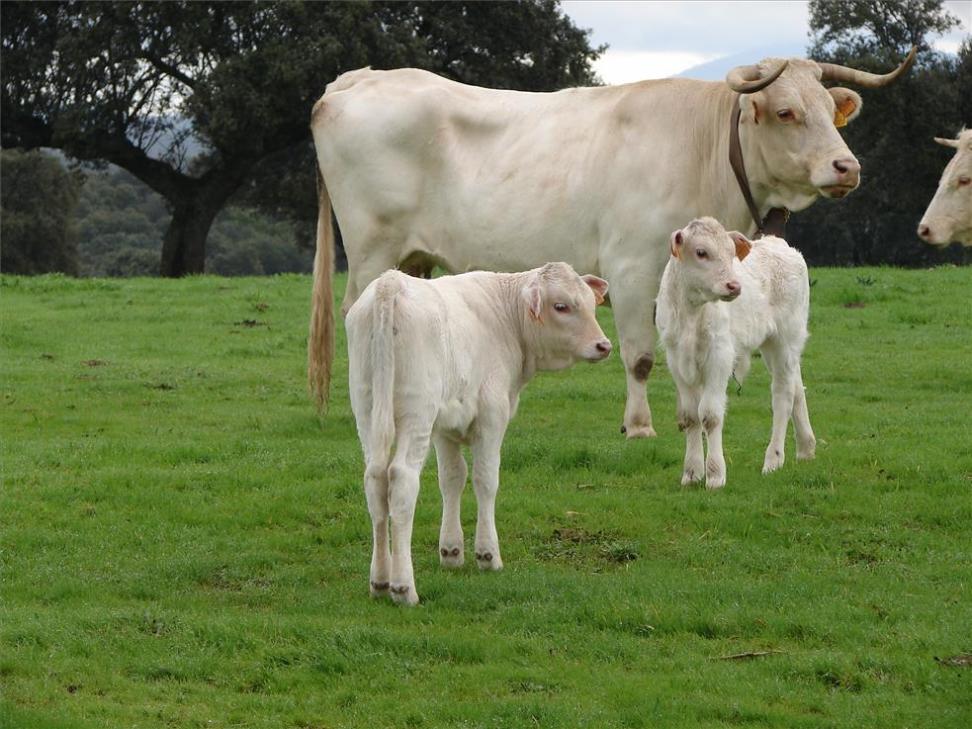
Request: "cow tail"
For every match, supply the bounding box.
[369,273,401,470]
[308,167,335,412]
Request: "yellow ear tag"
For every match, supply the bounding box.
[834,109,848,128]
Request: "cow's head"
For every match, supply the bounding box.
[918,130,972,247]
[669,217,751,304]
[522,261,612,369]
[727,48,915,210]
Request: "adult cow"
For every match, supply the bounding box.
[308,50,915,436]
[918,130,972,247]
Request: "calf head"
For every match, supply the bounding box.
[523,262,612,369]
[727,48,914,209]
[918,130,972,247]
[670,217,751,303]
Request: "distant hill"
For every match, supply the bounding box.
[678,42,807,81]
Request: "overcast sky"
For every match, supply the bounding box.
[562,0,972,84]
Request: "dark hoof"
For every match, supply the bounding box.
[370,581,389,592]
[475,552,493,562]
[390,584,410,595]
[440,548,449,557]
[450,547,460,557]
[620,425,627,435]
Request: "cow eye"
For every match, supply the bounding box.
[958,176,971,187]
[695,249,708,259]
[776,109,795,122]
[553,303,570,313]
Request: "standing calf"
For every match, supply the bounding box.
[656,218,815,489]
[346,263,611,605]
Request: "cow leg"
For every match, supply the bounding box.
[434,433,467,569]
[387,419,433,605]
[470,412,509,571]
[760,342,798,474]
[342,245,404,317]
[791,363,816,461]
[608,269,661,438]
[363,459,391,597]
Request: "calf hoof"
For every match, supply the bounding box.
[681,469,703,486]
[796,440,816,461]
[369,580,390,598]
[439,545,464,569]
[624,424,657,439]
[705,476,726,490]
[762,448,785,474]
[475,551,503,571]
[389,583,419,606]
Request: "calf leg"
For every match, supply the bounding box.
[791,363,816,461]
[760,342,798,474]
[387,422,433,605]
[434,433,467,569]
[699,387,729,489]
[676,384,705,486]
[363,462,391,597]
[470,416,509,571]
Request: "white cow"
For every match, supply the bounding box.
[656,218,815,489]
[309,51,914,438]
[918,130,972,247]
[347,262,611,605]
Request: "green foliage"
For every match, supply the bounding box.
[73,165,312,277]
[790,0,971,266]
[2,269,971,727]
[0,149,80,275]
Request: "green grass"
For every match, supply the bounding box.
[2,268,970,728]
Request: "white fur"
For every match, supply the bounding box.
[656,218,816,489]
[346,263,611,604]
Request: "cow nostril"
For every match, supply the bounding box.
[918,225,931,239]
[596,340,612,353]
[726,281,740,293]
[833,160,848,174]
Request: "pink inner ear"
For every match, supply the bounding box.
[582,275,608,305]
[528,284,543,320]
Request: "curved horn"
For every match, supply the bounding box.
[933,136,960,149]
[725,59,789,94]
[818,45,917,88]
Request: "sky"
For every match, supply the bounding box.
[561,0,972,84]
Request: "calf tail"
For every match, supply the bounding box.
[368,273,402,471]
[308,167,336,412]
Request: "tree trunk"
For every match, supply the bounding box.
[159,198,220,277]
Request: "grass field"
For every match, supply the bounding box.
[2,268,970,729]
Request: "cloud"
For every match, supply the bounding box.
[593,50,722,84]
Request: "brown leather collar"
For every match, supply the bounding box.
[728,98,789,238]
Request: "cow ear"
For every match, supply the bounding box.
[829,88,861,127]
[728,231,752,261]
[670,230,683,259]
[523,278,543,322]
[740,94,761,125]
[582,275,608,305]
[934,136,961,149]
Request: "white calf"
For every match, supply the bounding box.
[656,217,816,489]
[346,262,612,604]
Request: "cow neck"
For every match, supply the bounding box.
[728,97,789,239]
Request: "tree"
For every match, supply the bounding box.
[788,0,970,266]
[1,1,602,277]
[0,150,81,275]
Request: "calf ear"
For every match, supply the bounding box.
[829,88,861,128]
[670,230,683,259]
[582,275,609,305]
[728,231,752,260]
[522,278,543,323]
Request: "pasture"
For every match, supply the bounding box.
[2,268,970,728]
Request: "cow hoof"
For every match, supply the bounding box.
[705,477,726,490]
[624,425,657,439]
[389,583,419,606]
[796,441,816,461]
[681,470,702,486]
[370,580,390,597]
[762,449,784,474]
[439,545,464,569]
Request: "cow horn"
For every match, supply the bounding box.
[933,136,960,149]
[725,59,789,94]
[817,46,917,88]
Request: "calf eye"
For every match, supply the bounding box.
[695,249,708,259]
[958,176,971,187]
[553,303,570,313]
[776,109,795,122]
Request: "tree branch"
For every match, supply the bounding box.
[142,53,197,89]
